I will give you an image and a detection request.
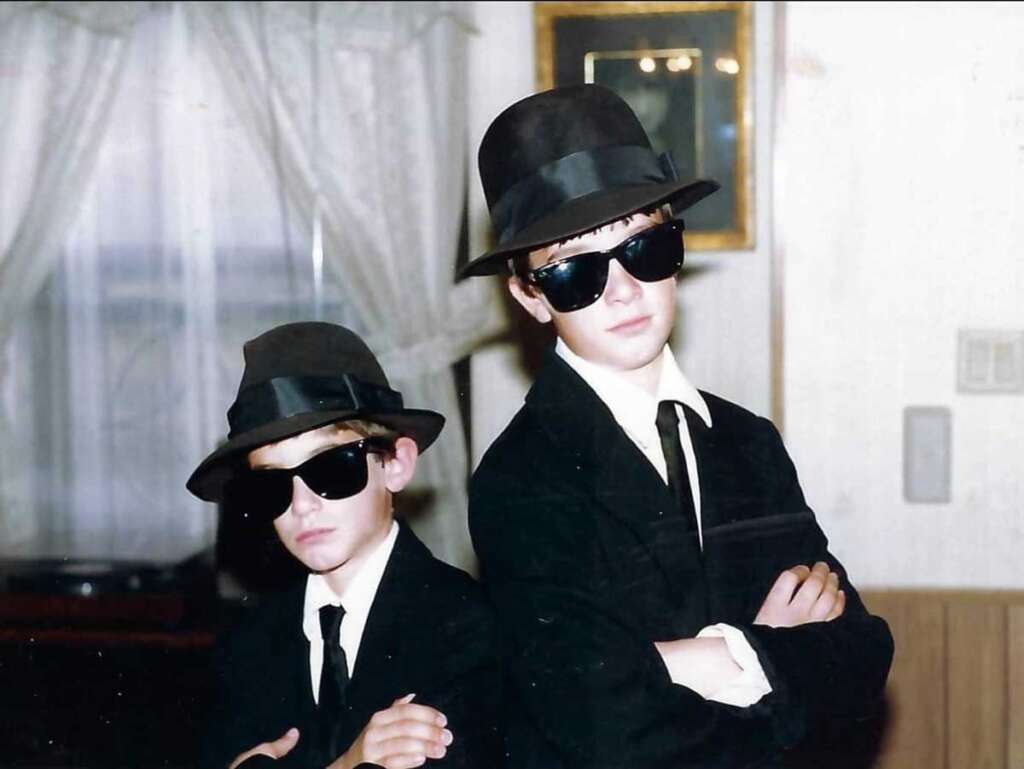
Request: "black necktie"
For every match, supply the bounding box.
[318,604,349,758]
[656,400,698,532]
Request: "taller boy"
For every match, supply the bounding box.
[461,85,892,768]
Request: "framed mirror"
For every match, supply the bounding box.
[536,2,754,250]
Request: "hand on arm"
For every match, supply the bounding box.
[228,728,300,769]
[654,562,844,698]
[328,694,453,769]
[754,561,845,628]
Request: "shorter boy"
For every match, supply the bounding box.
[187,322,502,769]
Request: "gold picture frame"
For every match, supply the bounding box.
[536,2,754,250]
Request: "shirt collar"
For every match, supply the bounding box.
[301,520,399,643]
[554,339,712,436]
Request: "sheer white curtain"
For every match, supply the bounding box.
[192,2,503,569]
[0,2,139,546]
[1,2,499,572]
[0,3,348,561]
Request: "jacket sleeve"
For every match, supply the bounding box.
[199,607,310,769]
[416,591,506,769]
[733,418,894,742]
[201,627,263,769]
[469,458,786,769]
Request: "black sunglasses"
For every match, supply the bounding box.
[523,220,685,313]
[226,438,392,523]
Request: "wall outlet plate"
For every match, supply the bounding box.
[903,406,951,504]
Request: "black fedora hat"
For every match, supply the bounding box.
[186,322,444,503]
[459,84,720,279]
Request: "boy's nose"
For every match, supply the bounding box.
[603,258,642,304]
[288,476,322,517]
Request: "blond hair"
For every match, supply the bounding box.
[331,419,399,459]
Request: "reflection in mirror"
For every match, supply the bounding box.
[586,48,704,180]
[537,1,752,249]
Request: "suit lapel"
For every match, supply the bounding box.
[528,350,670,525]
[527,352,706,622]
[266,583,321,767]
[271,582,316,711]
[346,526,425,714]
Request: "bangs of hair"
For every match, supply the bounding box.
[508,204,672,280]
[332,419,399,457]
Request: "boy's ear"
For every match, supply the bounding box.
[507,276,553,324]
[383,436,419,493]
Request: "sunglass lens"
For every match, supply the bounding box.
[227,470,293,523]
[298,443,369,500]
[535,252,609,313]
[620,224,683,282]
[226,441,377,523]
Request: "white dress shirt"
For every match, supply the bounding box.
[556,340,772,707]
[301,521,399,704]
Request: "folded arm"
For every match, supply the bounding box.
[728,419,894,734]
[470,472,783,769]
[656,561,846,700]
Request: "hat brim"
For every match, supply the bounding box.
[459,178,720,279]
[186,408,445,504]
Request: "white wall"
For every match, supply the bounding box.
[467,1,780,467]
[466,2,1024,590]
[467,2,537,469]
[780,2,1024,588]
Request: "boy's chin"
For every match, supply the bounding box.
[290,544,351,575]
[608,348,664,373]
[594,333,667,372]
[302,556,348,575]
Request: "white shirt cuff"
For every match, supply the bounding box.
[696,623,773,707]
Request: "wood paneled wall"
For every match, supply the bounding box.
[862,590,1024,769]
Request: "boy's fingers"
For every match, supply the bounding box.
[394,703,446,725]
[818,571,839,598]
[765,566,805,605]
[382,754,428,769]
[371,720,451,746]
[788,564,812,583]
[376,736,444,756]
[268,727,300,757]
[375,702,447,727]
[228,728,300,769]
[826,589,847,621]
[793,568,827,609]
[809,573,840,621]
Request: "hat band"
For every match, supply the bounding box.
[227,375,404,438]
[490,145,678,245]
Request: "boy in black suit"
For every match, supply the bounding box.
[187,322,502,769]
[459,85,893,768]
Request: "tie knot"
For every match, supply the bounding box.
[319,604,345,643]
[656,400,680,436]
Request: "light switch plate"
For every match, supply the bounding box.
[957,329,1024,393]
[903,406,951,504]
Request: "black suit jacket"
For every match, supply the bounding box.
[202,524,504,769]
[468,351,893,769]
